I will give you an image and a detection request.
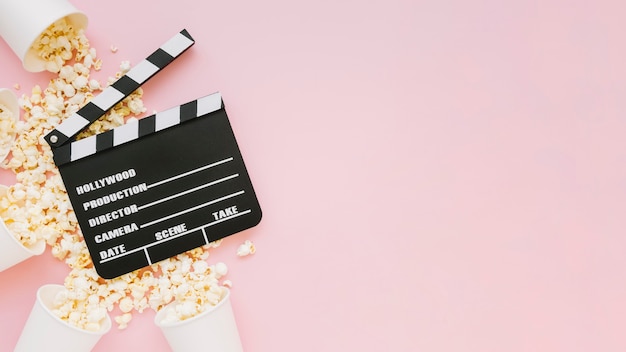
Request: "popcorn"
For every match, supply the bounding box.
[214,262,228,278]
[31,18,88,73]
[2,24,243,332]
[88,79,101,91]
[119,60,131,74]
[0,103,17,160]
[0,24,147,328]
[208,239,223,248]
[114,313,132,330]
[49,269,109,332]
[156,258,229,324]
[118,297,134,313]
[72,75,89,91]
[236,240,256,257]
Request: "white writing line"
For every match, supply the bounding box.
[138,174,239,211]
[99,209,251,264]
[139,191,245,229]
[202,228,209,244]
[147,157,233,189]
[144,248,152,265]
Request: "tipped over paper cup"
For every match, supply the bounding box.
[0,185,45,272]
[155,288,244,352]
[0,88,19,119]
[14,284,111,352]
[0,0,87,72]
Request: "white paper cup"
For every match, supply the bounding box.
[155,288,244,352]
[0,186,45,271]
[0,0,87,72]
[14,284,111,352]
[0,88,19,119]
[0,218,45,272]
[0,88,19,162]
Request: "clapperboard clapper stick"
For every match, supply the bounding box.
[44,30,262,279]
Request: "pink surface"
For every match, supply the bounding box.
[1,0,626,351]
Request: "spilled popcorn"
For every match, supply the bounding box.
[0,22,247,332]
[237,240,256,257]
[0,57,142,250]
[0,103,16,160]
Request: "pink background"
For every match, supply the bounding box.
[1,0,626,350]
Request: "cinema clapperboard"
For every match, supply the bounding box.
[44,30,262,279]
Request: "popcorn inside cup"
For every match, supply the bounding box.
[51,279,109,332]
[156,260,229,324]
[30,17,91,73]
[13,284,111,352]
[154,286,243,352]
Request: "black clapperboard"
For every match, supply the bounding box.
[44,30,262,279]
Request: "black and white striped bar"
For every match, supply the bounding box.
[52,92,223,166]
[44,29,195,149]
